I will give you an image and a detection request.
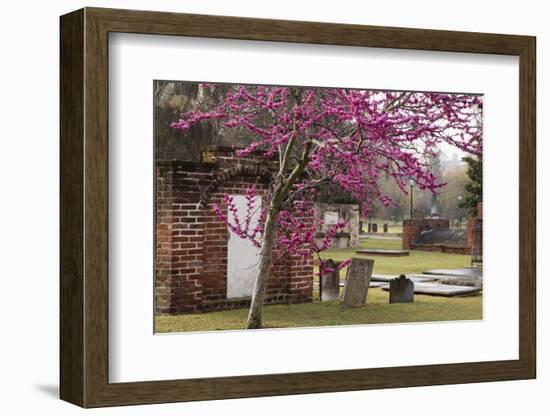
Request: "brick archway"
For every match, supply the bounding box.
[198,164,274,209]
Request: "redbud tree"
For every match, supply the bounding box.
[172,84,482,329]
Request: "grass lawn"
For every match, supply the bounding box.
[156,287,482,332]
[321,237,471,277]
[155,238,480,333]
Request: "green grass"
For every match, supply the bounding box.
[155,238,479,333]
[321,237,471,277]
[156,287,482,333]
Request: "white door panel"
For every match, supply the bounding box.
[226,194,262,298]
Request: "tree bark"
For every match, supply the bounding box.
[245,203,279,329]
[245,139,312,329]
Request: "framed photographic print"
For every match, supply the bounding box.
[60,7,536,408]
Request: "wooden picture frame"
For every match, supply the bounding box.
[60,7,536,408]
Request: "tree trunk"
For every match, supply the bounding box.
[245,135,309,329]
[245,204,279,329]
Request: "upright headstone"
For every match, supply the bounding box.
[383,223,388,233]
[340,258,374,308]
[367,223,372,233]
[372,223,378,233]
[359,221,363,234]
[319,259,340,301]
[389,275,414,303]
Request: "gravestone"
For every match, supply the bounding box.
[340,258,374,308]
[389,275,414,303]
[319,259,340,301]
[372,223,378,233]
[367,223,372,233]
[383,223,388,233]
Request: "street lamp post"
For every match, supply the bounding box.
[409,178,414,219]
[457,195,463,228]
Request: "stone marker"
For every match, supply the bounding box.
[340,258,374,308]
[367,223,372,233]
[319,259,340,301]
[372,223,378,233]
[383,223,388,233]
[389,275,414,303]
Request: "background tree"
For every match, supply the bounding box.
[459,156,483,217]
[375,175,409,222]
[437,164,468,223]
[172,84,482,329]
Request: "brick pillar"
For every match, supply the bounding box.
[402,219,422,249]
[155,162,205,314]
[402,218,450,249]
[155,163,175,313]
[466,202,483,250]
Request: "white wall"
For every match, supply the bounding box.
[0,0,546,414]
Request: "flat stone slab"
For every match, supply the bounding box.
[356,249,410,257]
[360,234,401,240]
[331,281,393,288]
[371,274,437,283]
[317,281,387,289]
[423,268,482,278]
[382,282,481,297]
[406,274,481,287]
[437,275,482,288]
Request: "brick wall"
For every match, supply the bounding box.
[155,147,313,314]
[406,243,471,254]
[402,201,482,255]
[466,202,483,249]
[402,218,450,249]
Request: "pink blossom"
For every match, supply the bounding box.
[173,84,482,262]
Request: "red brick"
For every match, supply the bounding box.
[155,151,314,315]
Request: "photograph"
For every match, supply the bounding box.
[0,0,542,412]
[153,81,484,333]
